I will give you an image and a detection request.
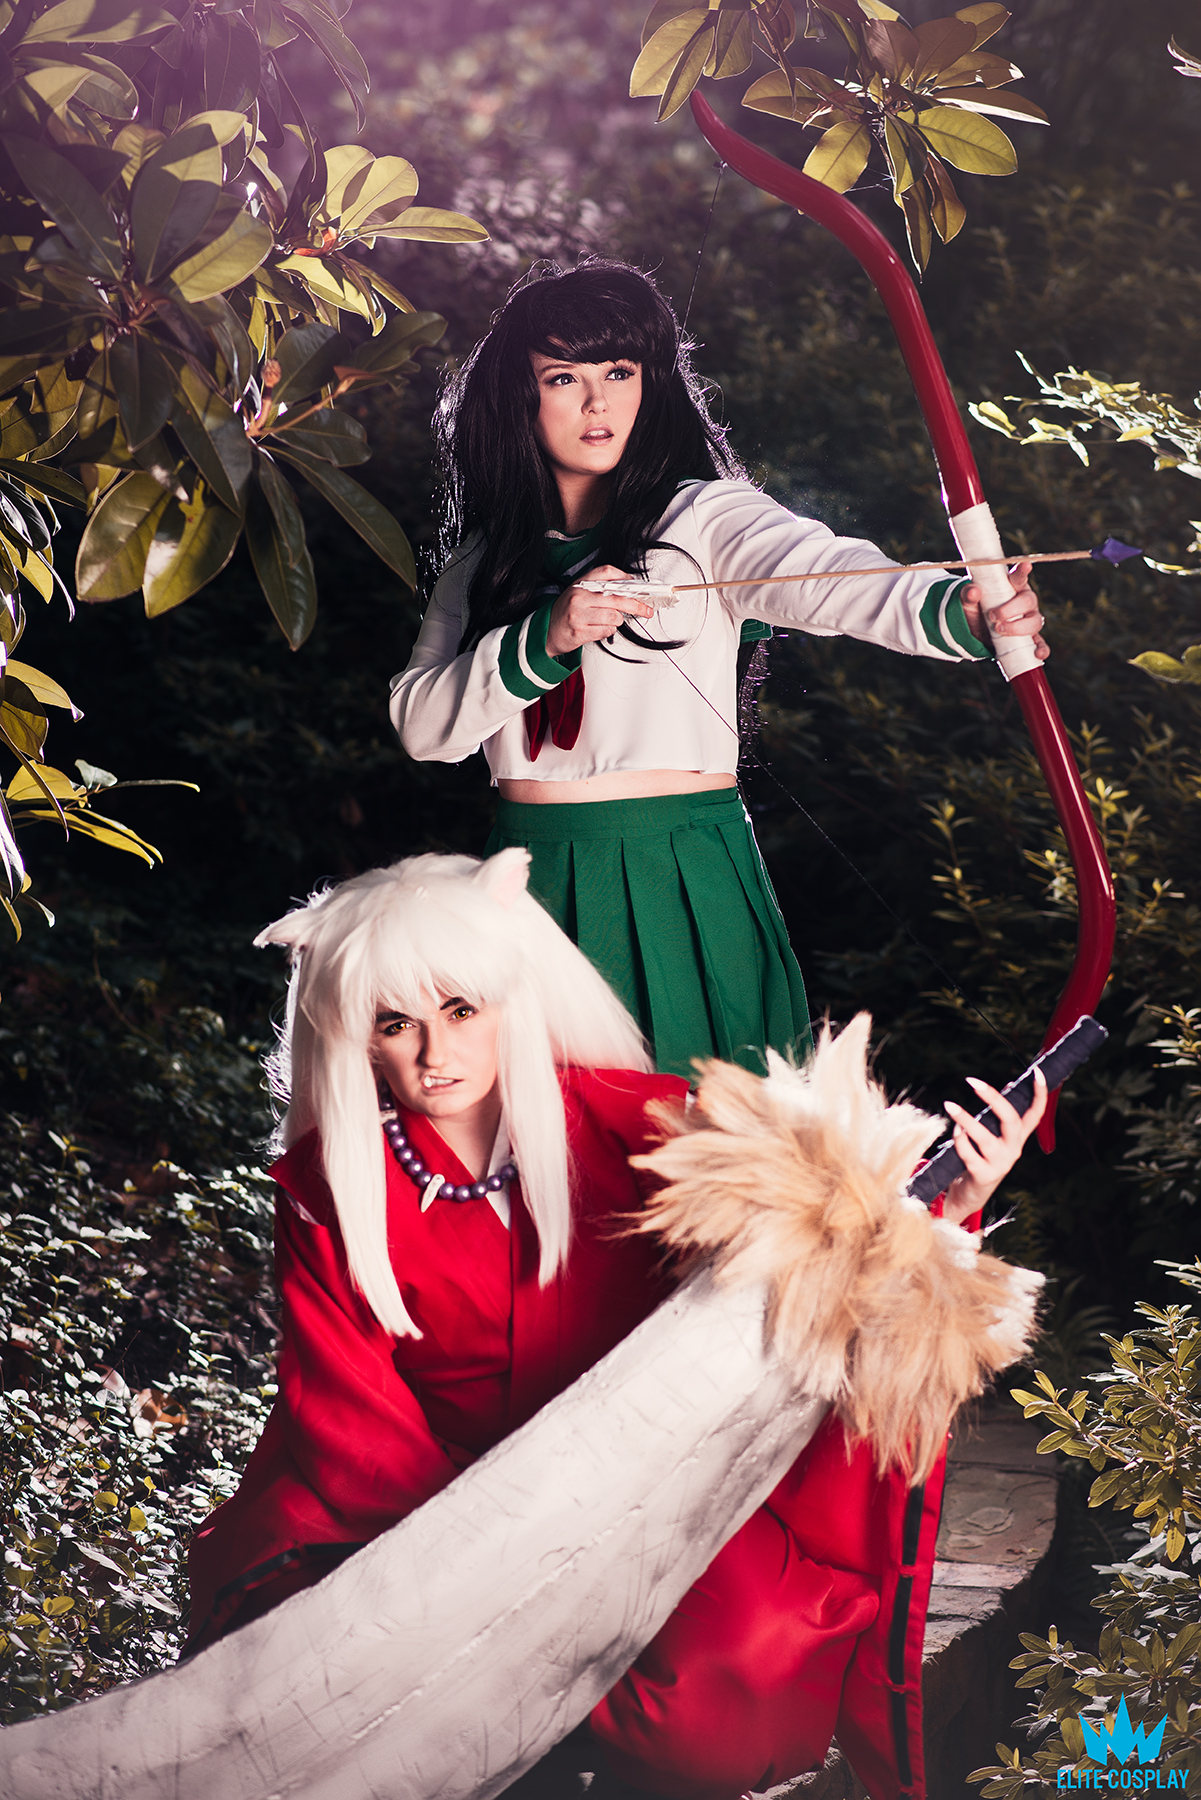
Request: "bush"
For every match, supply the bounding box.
[0,1117,275,1717]
[969,1259,1201,1792]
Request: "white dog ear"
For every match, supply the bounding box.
[475,846,531,911]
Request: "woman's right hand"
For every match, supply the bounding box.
[545,564,656,658]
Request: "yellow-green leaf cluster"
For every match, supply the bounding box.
[631,0,1045,270]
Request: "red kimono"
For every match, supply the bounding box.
[188,1067,949,1800]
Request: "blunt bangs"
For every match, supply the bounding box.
[510,264,678,381]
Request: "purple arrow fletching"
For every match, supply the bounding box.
[1090,537,1143,564]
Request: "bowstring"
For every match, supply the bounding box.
[680,159,725,336]
[659,641,1023,1061]
[661,166,1024,1065]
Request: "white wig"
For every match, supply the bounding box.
[257,848,652,1338]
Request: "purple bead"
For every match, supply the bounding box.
[411,1164,428,1183]
[398,1146,415,1164]
[485,1174,503,1192]
[439,1182,456,1200]
[453,1185,472,1203]
[469,1181,487,1199]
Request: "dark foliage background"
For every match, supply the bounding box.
[4,0,1201,1712]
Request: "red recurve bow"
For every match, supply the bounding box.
[691,93,1115,1150]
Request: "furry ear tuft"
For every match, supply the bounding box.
[635,1013,1043,1482]
[475,846,531,912]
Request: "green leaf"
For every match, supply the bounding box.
[915,105,1017,175]
[188,294,255,394]
[75,470,171,600]
[169,365,251,511]
[954,3,1011,50]
[281,0,369,128]
[884,116,921,195]
[142,480,241,616]
[658,21,715,119]
[58,808,161,863]
[640,0,699,47]
[21,0,175,43]
[165,209,273,299]
[911,16,976,84]
[332,309,444,375]
[803,121,873,193]
[20,62,89,114]
[630,8,709,97]
[366,207,488,244]
[335,153,418,234]
[6,660,78,714]
[70,51,139,121]
[935,87,1048,124]
[926,153,966,242]
[712,9,753,79]
[0,459,84,509]
[0,788,25,894]
[272,442,414,583]
[110,335,174,452]
[271,320,347,406]
[322,143,375,219]
[130,122,226,282]
[1,134,122,279]
[741,67,827,122]
[203,12,260,115]
[244,455,317,648]
[274,252,377,322]
[864,18,919,81]
[112,122,166,185]
[1130,650,1201,685]
[271,406,367,465]
[0,677,49,759]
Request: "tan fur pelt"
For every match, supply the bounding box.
[634,1015,1043,1482]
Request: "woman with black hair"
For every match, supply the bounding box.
[390,260,1046,1078]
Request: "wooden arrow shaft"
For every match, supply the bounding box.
[670,548,1093,594]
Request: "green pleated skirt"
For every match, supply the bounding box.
[487,788,812,1080]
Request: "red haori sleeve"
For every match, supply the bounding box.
[271,1133,461,1531]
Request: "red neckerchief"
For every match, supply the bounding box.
[524,666,585,760]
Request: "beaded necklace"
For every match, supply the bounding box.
[381,1107,518,1214]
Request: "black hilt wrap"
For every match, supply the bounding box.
[907,1015,1108,1208]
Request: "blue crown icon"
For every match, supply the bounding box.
[1080,1696,1168,1767]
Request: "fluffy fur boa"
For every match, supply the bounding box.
[634,1015,1044,1482]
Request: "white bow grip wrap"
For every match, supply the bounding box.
[949,502,1042,682]
[0,1272,826,1800]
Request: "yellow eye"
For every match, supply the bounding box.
[450,1004,476,1021]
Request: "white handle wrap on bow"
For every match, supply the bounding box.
[949,502,1042,683]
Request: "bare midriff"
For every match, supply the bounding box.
[498,769,737,804]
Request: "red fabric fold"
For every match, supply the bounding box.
[524,667,585,760]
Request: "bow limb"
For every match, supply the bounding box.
[690,94,1115,1149]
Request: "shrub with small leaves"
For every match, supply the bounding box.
[0,1116,276,1718]
[968,1260,1201,1794]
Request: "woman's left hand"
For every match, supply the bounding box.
[961,560,1049,662]
[940,1067,1048,1227]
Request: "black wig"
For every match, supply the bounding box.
[435,259,746,650]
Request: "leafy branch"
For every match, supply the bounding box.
[0,0,486,940]
[630,0,1046,270]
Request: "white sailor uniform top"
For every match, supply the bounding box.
[389,479,986,783]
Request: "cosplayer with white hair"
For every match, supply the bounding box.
[182,847,1046,1800]
[256,846,649,1338]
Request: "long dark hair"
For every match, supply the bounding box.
[436,259,746,651]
